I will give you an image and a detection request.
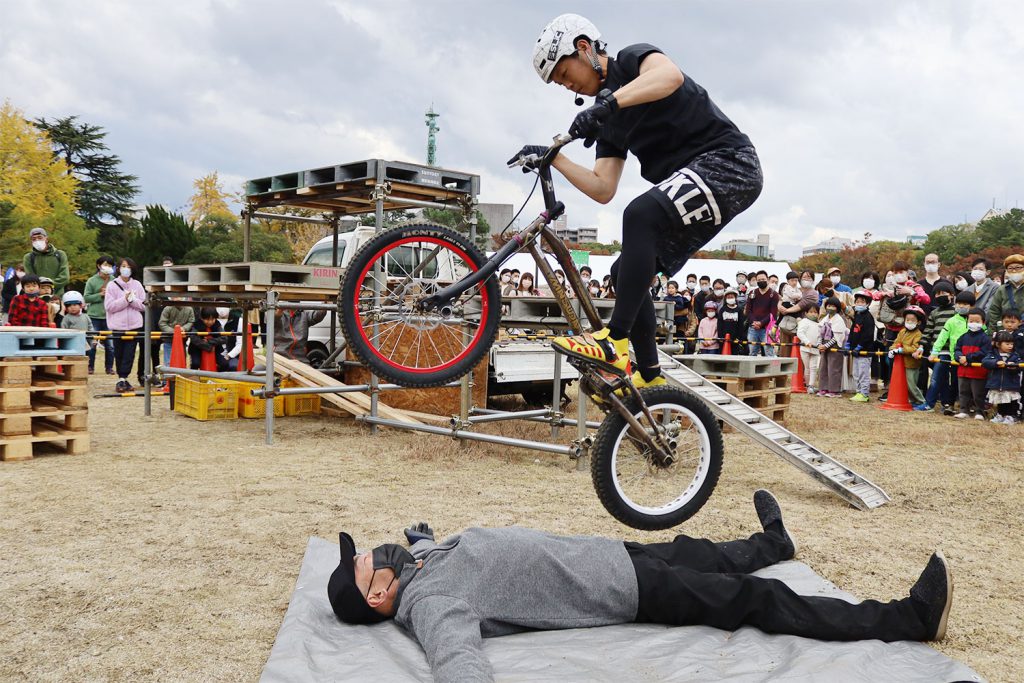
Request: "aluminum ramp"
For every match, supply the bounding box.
[658,351,891,510]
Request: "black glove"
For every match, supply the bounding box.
[569,88,619,148]
[404,522,435,545]
[507,145,548,173]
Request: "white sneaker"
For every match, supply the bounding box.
[974,414,985,421]
[991,415,1006,424]
[953,412,969,419]
[807,387,816,395]
[1005,416,1017,425]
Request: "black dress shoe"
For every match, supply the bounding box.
[910,551,953,641]
[753,489,797,559]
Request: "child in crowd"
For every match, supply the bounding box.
[796,308,821,394]
[58,291,94,333]
[697,301,720,354]
[1002,309,1023,355]
[918,289,974,414]
[847,291,876,402]
[817,297,848,397]
[38,276,61,325]
[188,307,231,371]
[953,308,991,420]
[890,306,926,407]
[6,274,50,327]
[662,280,688,330]
[717,289,746,355]
[158,298,196,364]
[982,330,1022,424]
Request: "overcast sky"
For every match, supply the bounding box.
[2,0,1022,261]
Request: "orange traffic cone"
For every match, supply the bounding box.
[200,347,217,372]
[880,352,913,411]
[168,324,187,409]
[790,336,807,393]
[721,333,732,355]
[243,322,255,372]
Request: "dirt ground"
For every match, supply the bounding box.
[1,376,1022,682]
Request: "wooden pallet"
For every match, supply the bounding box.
[705,374,790,396]
[0,423,90,461]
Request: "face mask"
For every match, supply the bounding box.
[757,280,768,289]
[956,280,969,291]
[32,239,46,251]
[971,269,985,282]
[737,276,746,285]
[894,273,908,284]
[826,307,837,315]
[120,266,132,278]
[1009,273,1024,284]
[713,288,724,297]
[370,543,415,575]
[935,296,950,306]
[854,304,867,313]
[925,263,939,274]
[15,270,24,278]
[700,284,710,293]
[830,275,841,285]
[590,288,600,296]
[707,311,716,318]
[955,306,969,316]
[725,298,736,306]
[686,282,697,291]
[500,274,510,283]
[905,321,918,330]
[968,322,983,332]
[101,265,114,275]
[25,290,39,298]
[800,280,812,289]
[862,278,875,289]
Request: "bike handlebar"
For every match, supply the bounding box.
[508,133,576,171]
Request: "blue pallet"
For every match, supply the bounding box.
[0,329,87,357]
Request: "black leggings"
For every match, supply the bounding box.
[608,193,667,373]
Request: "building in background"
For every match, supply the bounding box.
[907,234,928,247]
[479,202,514,239]
[721,233,774,259]
[802,236,858,257]
[552,224,598,244]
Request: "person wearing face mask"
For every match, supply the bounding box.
[685,274,698,295]
[22,227,70,299]
[692,276,712,318]
[744,271,780,356]
[697,301,720,353]
[499,269,515,297]
[777,271,815,355]
[588,279,603,300]
[734,271,749,309]
[554,269,574,298]
[917,254,948,315]
[888,307,926,407]
[985,253,1024,331]
[914,281,958,413]
[84,255,118,374]
[518,273,540,296]
[104,257,148,393]
[951,308,992,420]
[825,267,852,294]
[815,297,848,397]
[1,262,26,323]
[5,274,51,327]
[968,258,998,316]
[846,292,876,402]
[717,289,746,355]
[920,290,976,415]
[329,495,953,683]
[953,272,970,293]
[877,261,930,401]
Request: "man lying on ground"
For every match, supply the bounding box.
[328,490,953,683]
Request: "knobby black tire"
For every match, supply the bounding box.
[591,386,724,530]
[340,222,501,388]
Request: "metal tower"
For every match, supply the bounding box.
[425,105,440,166]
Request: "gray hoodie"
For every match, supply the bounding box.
[394,527,638,683]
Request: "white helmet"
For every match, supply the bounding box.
[533,14,602,83]
[62,290,84,306]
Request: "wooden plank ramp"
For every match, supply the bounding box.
[259,354,423,425]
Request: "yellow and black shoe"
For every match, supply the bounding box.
[551,328,631,376]
[630,371,667,389]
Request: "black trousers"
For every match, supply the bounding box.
[625,531,926,642]
[112,327,143,383]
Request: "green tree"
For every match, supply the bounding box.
[128,205,197,267]
[33,115,139,254]
[182,214,292,264]
[421,207,491,250]
[921,223,979,264]
[974,209,1024,249]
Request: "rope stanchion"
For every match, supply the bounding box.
[94,391,170,398]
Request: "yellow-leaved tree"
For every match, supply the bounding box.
[0,100,78,219]
[187,171,236,225]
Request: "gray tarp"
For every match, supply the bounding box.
[261,537,984,683]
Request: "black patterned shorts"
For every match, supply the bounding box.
[646,146,763,276]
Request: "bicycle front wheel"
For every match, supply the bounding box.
[340,222,501,388]
[591,386,724,530]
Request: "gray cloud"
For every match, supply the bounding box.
[1,0,1021,261]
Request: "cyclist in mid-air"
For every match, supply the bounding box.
[511,14,763,388]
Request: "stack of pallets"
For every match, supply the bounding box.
[673,354,797,427]
[0,328,89,462]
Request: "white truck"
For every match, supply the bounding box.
[300,225,578,404]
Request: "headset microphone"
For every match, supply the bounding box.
[574,94,584,106]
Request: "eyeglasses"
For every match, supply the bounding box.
[1006,265,1024,272]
